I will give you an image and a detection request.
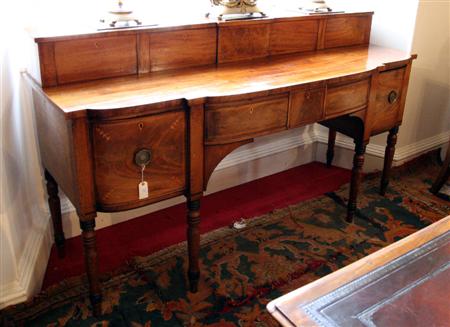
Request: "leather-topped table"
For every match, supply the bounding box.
[267,216,450,327]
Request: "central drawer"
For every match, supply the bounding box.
[205,94,289,144]
[325,77,370,118]
[92,110,186,211]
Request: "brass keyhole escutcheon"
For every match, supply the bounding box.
[138,122,144,130]
[134,149,152,167]
[388,90,398,104]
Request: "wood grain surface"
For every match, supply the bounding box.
[205,94,289,144]
[92,110,186,211]
[372,67,406,134]
[148,28,216,72]
[54,35,138,84]
[289,87,325,128]
[42,45,413,117]
[35,12,374,87]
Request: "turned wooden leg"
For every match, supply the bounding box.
[430,141,450,194]
[347,140,366,223]
[380,127,399,196]
[187,199,201,293]
[326,129,337,167]
[80,218,102,317]
[44,170,66,258]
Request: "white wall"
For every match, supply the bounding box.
[0,17,53,307]
[398,0,450,147]
[339,0,449,148]
[2,0,449,309]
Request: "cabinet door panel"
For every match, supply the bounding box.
[270,20,319,55]
[149,28,216,72]
[92,111,186,211]
[325,16,371,49]
[218,24,270,63]
[54,35,137,84]
[372,68,406,134]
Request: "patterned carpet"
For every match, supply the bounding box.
[2,154,449,327]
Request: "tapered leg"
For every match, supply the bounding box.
[80,218,102,316]
[44,170,66,258]
[187,199,201,292]
[347,140,366,223]
[430,141,450,194]
[326,129,337,167]
[380,127,399,196]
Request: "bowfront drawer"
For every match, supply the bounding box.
[325,78,370,118]
[92,110,186,211]
[371,67,406,134]
[289,87,325,128]
[205,94,289,144]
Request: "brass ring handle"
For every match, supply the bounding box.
[388,90,398,104]
[134,149,152,167]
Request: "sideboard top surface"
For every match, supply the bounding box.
[39,45,414,118]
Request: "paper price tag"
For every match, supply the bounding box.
[139,181,149,200]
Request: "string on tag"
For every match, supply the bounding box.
[141,164,146,184]
[138,164,149,200]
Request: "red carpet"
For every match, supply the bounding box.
[42,162,350,289]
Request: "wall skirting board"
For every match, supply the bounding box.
[0,208,53,310]
[2,126,449,309]
[316,129,450,164]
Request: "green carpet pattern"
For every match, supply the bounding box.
[2,154,449,326]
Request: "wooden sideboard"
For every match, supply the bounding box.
[28,12,416,316]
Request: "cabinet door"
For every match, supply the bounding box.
[92,110,186,211]
[371,67,406,134]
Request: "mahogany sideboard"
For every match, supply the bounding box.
[28,12,416,315]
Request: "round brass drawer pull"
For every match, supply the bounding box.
[388,90,398,104]
[134,149,152,167]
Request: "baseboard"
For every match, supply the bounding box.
[394,131,450,163]
[0,281,25,310]
[0,209,53,310]
[315,128,450,166]
[216,127,317,171]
